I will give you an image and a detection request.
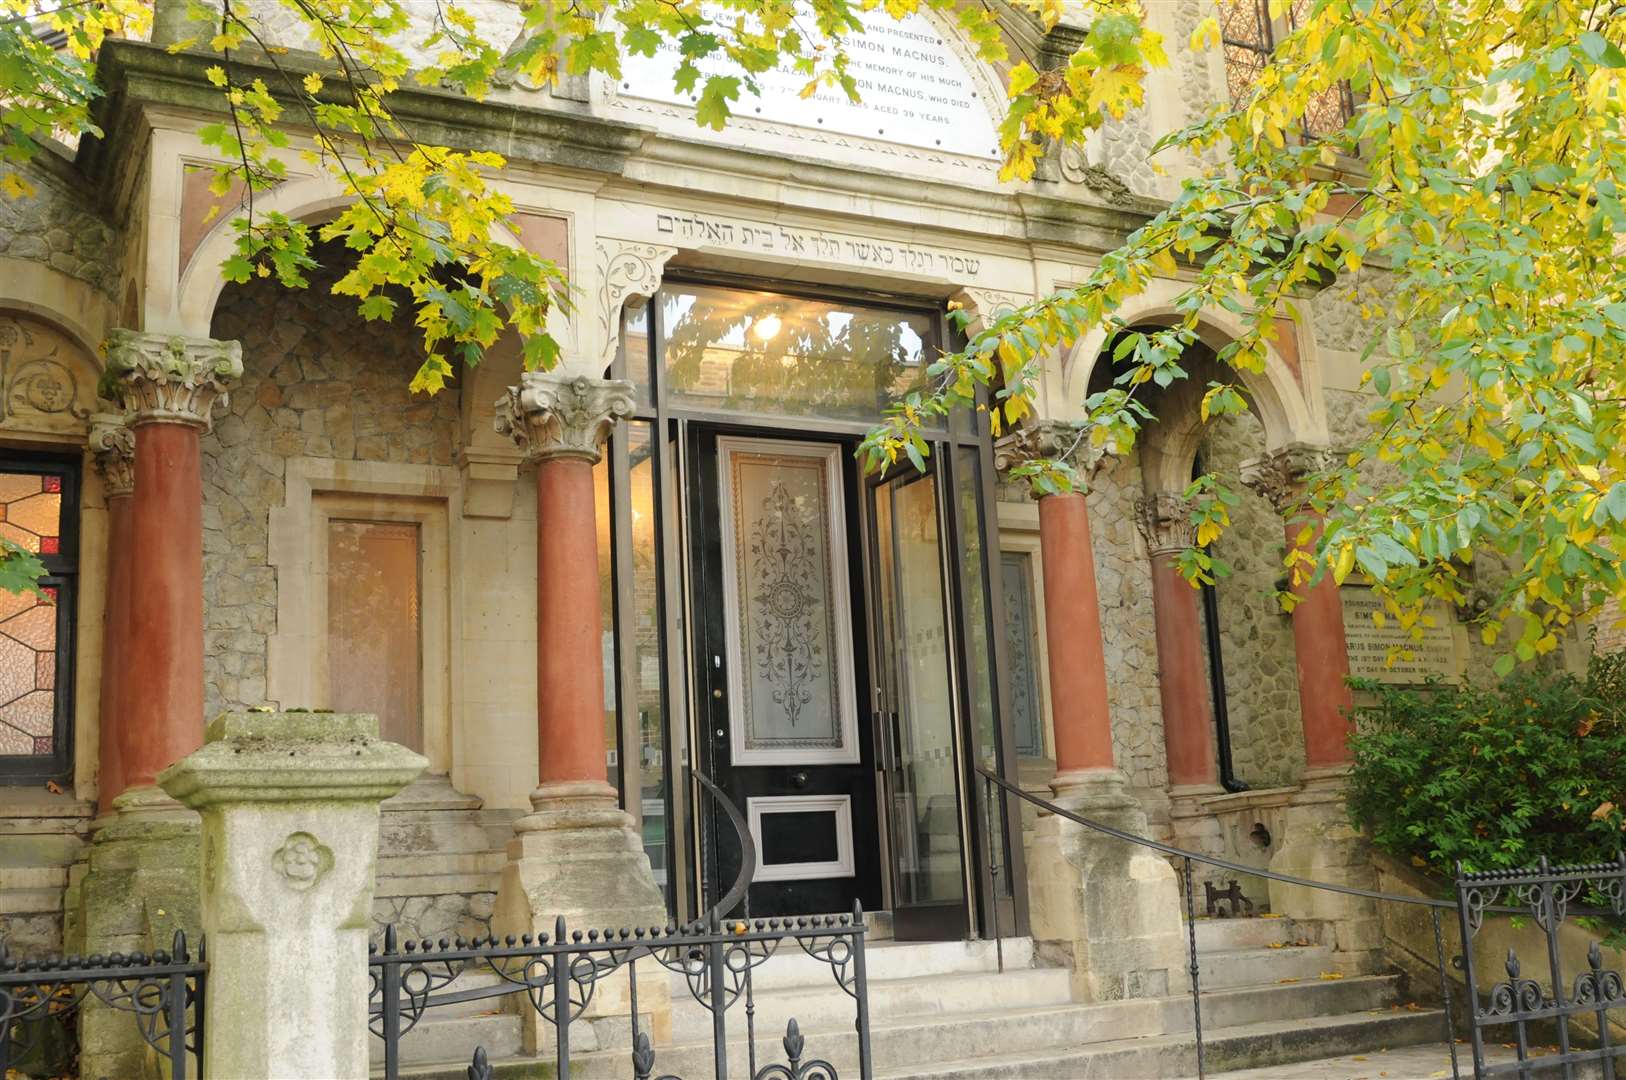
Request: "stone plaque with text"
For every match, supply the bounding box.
[1341,586,1461,684]
[617,3,1000,160]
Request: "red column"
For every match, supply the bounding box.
[1036,491,1118,780]
[534,456,609,789]
[119,421,206,792]
[1138,494,1219,788]
[1284,511,1354,768]
[1243,444,1355,772]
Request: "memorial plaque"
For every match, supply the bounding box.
[1341,586,1461,684]
[616,3,1000,160]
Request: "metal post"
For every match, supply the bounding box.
[1429,907,1460,1080]
[193,934,207,1079]
[983,773,1003,974]
[381,924,401,1080]
[1536,865,1575,1080]
[1454,862,1487,1080]
[554,915,572,1080]
[854,900,873,1080]
[168,929,190,1080]
[708,909,729,1080]
[1182,856,1204,1080]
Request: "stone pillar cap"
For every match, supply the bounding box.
[494,370,635,465]
[158,710,427,808]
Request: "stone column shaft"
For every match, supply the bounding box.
[1285,513,1355,768]
[1136,493,1218,789]
[536,455,609,788]
[1036,491,1117,778]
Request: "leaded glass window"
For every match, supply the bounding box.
[1218,0,1354,138]
[0,457,77,781]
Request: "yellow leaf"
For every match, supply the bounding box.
[0,172,36,199]
[303,72,324,94]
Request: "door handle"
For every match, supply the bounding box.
[791,771,808,788]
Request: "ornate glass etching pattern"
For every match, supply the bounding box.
[1000,552,1044,759]
[0,471,63,554]
[0,584,58,755]
[722,441,857,764]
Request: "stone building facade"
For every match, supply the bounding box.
[0,0,1541,1033]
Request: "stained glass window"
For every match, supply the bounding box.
[0,460,76,780]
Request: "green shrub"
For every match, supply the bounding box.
[1347,649,1626,874]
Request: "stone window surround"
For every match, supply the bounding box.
[267,457,458,774]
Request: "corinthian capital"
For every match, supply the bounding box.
[993,419,1109,495]
[89,411,136,497]
[1239,442,1336,515]
[1135,492,1196,556]
[494,371,636,465]
[101,330,243,430]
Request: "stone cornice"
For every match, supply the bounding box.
[1135,492,1197,556]
[1240,442,1337,515]
[82,43,1162,260]
[101,329,243,430]
[88,411,136,497]
[494,372,635,465]
[993,419,1108,494]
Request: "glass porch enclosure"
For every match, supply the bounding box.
[596,274,1027,940]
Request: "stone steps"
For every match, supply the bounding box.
[375,918,1437,1080]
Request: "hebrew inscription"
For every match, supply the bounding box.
[653,211,982,277]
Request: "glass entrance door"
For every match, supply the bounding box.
[868,465,971,940]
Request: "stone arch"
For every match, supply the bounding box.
[1059,302,1322,492]
[175,174,529,339]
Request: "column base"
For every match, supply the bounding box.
[1265,768,1381,954]
[492,781,671,1052]
[76,785,201,1080]
[1027,769,1189,1002]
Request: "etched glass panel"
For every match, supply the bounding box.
[0,584,58,756]
[1000,552,1044,759]
[726,448,848,757]
[327,520,423,751]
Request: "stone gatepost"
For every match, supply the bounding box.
[159,711,426,1079]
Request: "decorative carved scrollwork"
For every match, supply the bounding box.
[494,372,636,464]
[102,328,243,431]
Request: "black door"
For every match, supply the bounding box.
[688,426,883,917]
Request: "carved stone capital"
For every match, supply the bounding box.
[88,411,136,498]
[494,372,635,465]
[101,330,243,431]
[1239,442,1336,515]
[596,239,677,369]
[993,420,1109,494]
[1135,492,1196,556]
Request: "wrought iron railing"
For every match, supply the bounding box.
[976,766,1626,1080]
[0,929,205,1079]
[369,768,871,1080]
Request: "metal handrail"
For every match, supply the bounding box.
[692,767,758,925]
[981,764,1511,910]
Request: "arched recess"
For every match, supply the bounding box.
[175,174,529,340]
[1056,300,1322,475]
[0,258,116,372]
